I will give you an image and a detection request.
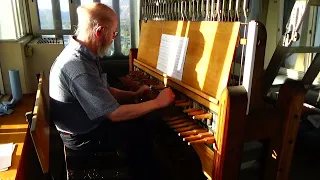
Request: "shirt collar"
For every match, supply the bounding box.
[69,35,100,62]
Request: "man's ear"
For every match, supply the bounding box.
[95,26,103,38]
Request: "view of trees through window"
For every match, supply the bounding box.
[37,0,131,56]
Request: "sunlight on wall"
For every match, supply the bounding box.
[195,23,216,90]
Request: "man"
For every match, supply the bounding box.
[49,2,175,179]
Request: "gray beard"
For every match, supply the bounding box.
[97,41,111,58]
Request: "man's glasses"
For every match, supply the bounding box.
[101,25,118,39]
[113,31,119,38]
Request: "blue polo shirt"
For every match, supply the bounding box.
[49,36,120,135]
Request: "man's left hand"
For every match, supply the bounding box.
[135,85,151,97]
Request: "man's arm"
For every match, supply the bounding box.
[108,87,136,102]
[108,85,151,102]
[107,88,174,122]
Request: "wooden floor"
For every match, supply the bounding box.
[0,94,35,180]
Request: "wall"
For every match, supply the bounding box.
[0,36,33,94]
[264,0,281,69]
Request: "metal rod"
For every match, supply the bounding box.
[235,0,240,21]
[210,0,215,21]
[216,0,221,21]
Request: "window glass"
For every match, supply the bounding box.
[119,0,131,56]
[60,0,71,30]
[80,0,94,6]
[101,0,113,8]
[0,0,17,39]
[37,0,54,29]
[106,41,115,56]
[101,0,114,56]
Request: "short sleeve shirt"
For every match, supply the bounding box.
[49,36,120,134]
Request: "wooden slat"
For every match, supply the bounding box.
[30,72,50,174]
[137,20,240,100]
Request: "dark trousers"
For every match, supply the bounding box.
[59,112,166,180]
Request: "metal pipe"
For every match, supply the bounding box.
[130,0,140,48]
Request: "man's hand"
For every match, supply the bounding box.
[135,85,151,97]
[154,88,175,108]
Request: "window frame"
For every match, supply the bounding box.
[28,0,136,58]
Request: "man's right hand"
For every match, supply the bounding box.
[154,88,175,108]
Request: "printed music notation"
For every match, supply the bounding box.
[157,34,189,81]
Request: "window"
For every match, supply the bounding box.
[119,0,131,56]
[0,0,29,40]
[29,0,138,58]
[60,0,71,30]
[37,0,54,29]
[279,1,320,84]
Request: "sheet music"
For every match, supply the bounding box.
[157,34,189,81]
[0,143,16,172]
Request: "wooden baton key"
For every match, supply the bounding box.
[175,101,192,107]
[170,121,197,129]
[183,108,201,113]
[183,132,213,141]
[188,136,215,145]
[174,99,189,104]
[178,129,208,136]
[164,115,186,121]
[175,124,200,133]
[188,110,207,116]
[167,119,190,125]
[192,113,213,120]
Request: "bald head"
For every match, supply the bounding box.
[75,3,118,57]
[77,3,117,28]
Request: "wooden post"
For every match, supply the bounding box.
[212,86,248,180]
[129,48,138,72]
[263,80,306,180]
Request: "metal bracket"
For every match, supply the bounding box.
[25,111,33,124]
